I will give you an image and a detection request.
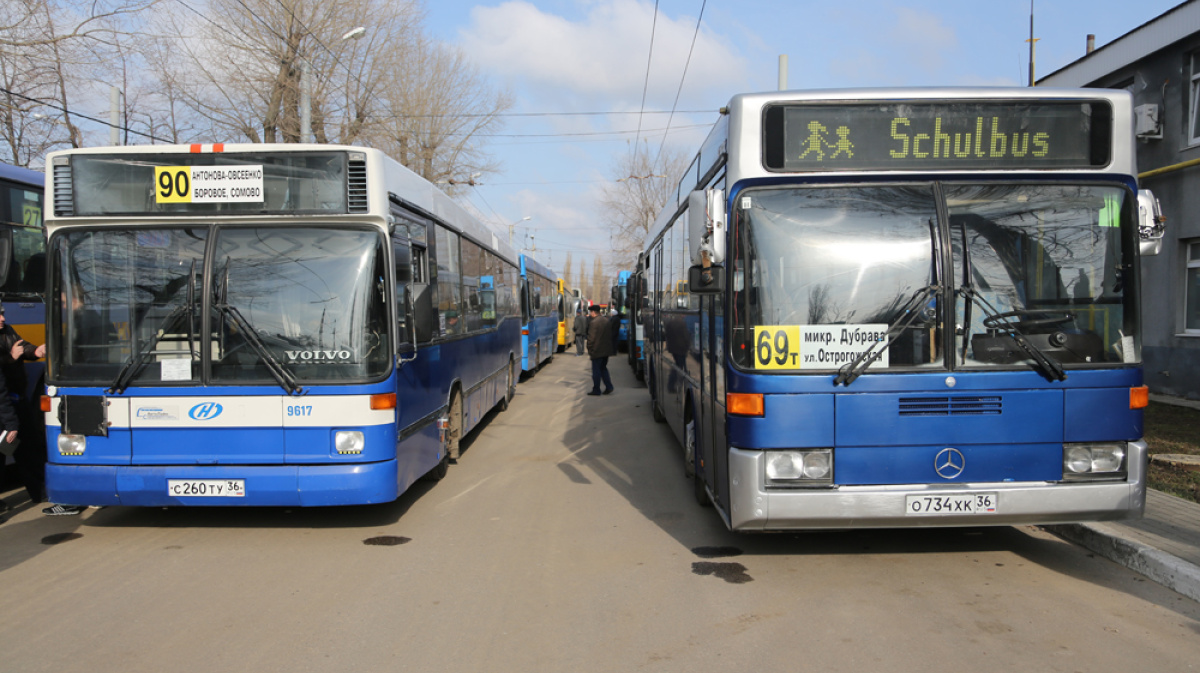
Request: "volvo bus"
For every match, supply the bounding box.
[642,88,1161,530]
[42,144,521,507]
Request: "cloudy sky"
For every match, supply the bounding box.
[419,0,1182,278]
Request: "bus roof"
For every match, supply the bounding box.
[0,161,42,188]
[44,143,519,266]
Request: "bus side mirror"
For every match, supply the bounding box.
[1137,189,1165,256]
[688,188,726,265]
[687,265,723,294]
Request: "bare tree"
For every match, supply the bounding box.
[0,0,154,163]
[599,140,690,270]
[376,37,512,187]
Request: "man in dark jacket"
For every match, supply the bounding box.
[0,304,47,503]
[585,304,614,396]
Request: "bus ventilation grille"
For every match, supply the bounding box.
[347,159,368,213]
[53,163,73,216]
[898,396,1002,416]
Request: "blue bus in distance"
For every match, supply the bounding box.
[519,254,557,374]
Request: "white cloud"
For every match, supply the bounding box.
[458,0,747,109]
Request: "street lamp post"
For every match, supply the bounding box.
[301,26,366,144]
[509,216,531,246]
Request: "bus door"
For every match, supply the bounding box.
[700,293,728,509]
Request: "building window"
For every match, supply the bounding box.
[1191,54,1200,145]
[1188,241,1200,333]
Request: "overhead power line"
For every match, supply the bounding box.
[1,87,171,143]
[633,0,661,151]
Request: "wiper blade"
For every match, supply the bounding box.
[214,303,303,395]
[107,305,188,394]
[834,284,939,387]
[956,286,1066,382]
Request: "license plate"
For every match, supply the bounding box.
[905,492,997,516]
[167,479,246,497]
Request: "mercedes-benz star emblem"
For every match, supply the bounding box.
[934,448,965,479]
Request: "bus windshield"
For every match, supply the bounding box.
[731,184,1139,373]
[50,226,391,386]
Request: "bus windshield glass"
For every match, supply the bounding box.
[731,184,1139,372]
[50,226,390,385]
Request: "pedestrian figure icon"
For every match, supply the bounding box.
[831,126,854,158]
[799,121,829,160]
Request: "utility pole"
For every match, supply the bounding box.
[1027,0,1039,86]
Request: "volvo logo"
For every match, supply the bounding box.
[188,402,224,421]
[934,448,965,479]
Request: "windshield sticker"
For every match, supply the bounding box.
[284,349,354,364]
[160,358,192,381]
[754,324,888,370]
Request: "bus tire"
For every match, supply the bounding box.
[498,358,516,411]
[683,411,696,478]
[423,450,450,482]
[448,388,463,461]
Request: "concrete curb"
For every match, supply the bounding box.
[1046,522,1200,603]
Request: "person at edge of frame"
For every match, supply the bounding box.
[0,303,56,513]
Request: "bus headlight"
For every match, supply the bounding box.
[765,449,833,486]
[335,431,365,455]
[58,434,86,456]
[1062,443,1126,480]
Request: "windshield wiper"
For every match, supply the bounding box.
[213,302,303,395]
[834,283,940,387]
[954,222,1064,382]
[956,286,1066,382]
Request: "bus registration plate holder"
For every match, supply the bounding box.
[167,479,246,497]
[905,493,997,516]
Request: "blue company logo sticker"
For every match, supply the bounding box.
[188,402,224,421]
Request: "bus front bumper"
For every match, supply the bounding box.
[727,441,1148,531]
[46,460,400,507]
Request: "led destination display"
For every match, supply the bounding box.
[763,100,1111,172]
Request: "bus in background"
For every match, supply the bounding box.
[626,262,646,381]
[0,161,47,472]
[643,87,1161,531]
[42,144,521,507]
[556,277,581,352]
[611,270,631,351]
[519,253,557,374]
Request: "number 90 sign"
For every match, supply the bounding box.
[155,166,191,203]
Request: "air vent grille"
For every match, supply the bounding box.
[53,163,73,216]
[347,159,368,213]
[899,396,1002,416]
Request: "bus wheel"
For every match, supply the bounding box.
[683,413,696,478]
[498,358,515,411]
[424,449,450,482]
[448,389,463,461]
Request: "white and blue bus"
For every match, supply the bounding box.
[42,144,521,507]
[518,253,557,374]
[643,88,1163,531]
